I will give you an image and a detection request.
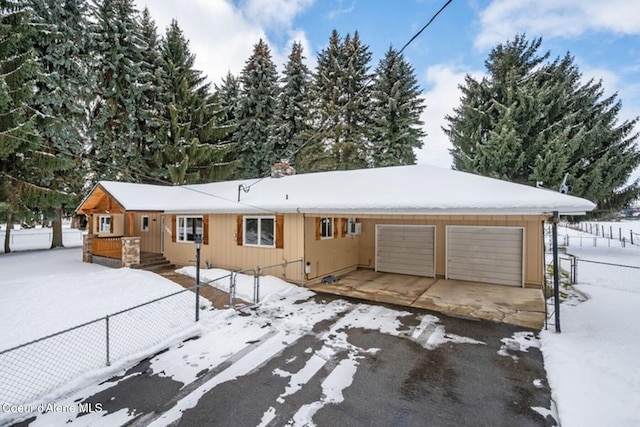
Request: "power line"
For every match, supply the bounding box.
[2,0,455,214]
[286,0,455,162]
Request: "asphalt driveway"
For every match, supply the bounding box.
[15,295,556,427]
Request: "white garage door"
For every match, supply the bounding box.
[446,226,524,287]
[376,225,435,277]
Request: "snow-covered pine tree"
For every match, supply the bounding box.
[369,47,425,167]
[216,72,240,127]
[137,7,168,183]
[213,72,242,178]
[337,31,373,169]
[89,0,149,182]
[235,39,279,178]
[272,41,311,165]
[0,0,65,252]
[445,34,640,215]
[297,30,343,173]
[28,0,94,248]
[157,19,233,184]
[306,30,373,171]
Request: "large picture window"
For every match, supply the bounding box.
[244,216,275,247]
[177,216,203,242]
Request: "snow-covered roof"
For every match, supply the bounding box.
[91,164,597,216]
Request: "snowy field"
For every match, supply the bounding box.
[0,226,84,253]
[541,224,640,427]
[0,248,217,416]
[1,222,639,426]
[575,220,640,242]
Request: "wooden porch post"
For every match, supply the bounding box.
[128,212,134,237]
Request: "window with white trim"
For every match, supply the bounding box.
[177,216,203,242]
[141,215,149,232]
[321,217,333,239]
[244,216,275,247]
[99,215,111,233]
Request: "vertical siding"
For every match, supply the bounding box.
[356,214,544,288]
[129,212,163,253]
[163,213,305,283]
[94,214,124,237]
[161,212,544,288]
[303,215,360,280]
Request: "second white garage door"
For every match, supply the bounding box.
[376,225,435,277]
[446,226,524,287]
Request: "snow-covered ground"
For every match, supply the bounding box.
[575,220,640,242]
[1,221,639,426]
[0,248,217,417]
[540,223,640,427]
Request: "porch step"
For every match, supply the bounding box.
[133,252,174,271]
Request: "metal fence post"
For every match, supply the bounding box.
[105,315,111,367]
[229,272,238,308]
[254,268,260,304]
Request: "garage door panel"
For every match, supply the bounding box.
[449,232,522,242]
[449,257,522,270]
[448,246,522,257]
[376,225,435,277]
[447,248,522,261]
[447,226,523,287]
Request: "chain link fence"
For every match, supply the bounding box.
[0,285,213,410]
[558,255,640,293]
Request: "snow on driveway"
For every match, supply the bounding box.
[3,223,640,426]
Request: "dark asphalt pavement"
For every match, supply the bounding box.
[17,296,556,427]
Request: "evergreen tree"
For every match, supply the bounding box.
[235,39,279,178]
[306,30,373,171]
[157,19,233,184]
[216,71,241,124]
[137,7,167,183]
[445,34,640,215]
[272,41,311,164]
[369,47,426,167]
[29,0,94,248]
[213,72,242,178]
[0,0,64,252]
[89,0,149,182]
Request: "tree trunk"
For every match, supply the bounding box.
[4,211,12,254]
[51,207,64,249]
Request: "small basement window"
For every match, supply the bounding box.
[99,215,111,233]
[177,216,203,242]
[321,217,333,239]
[244,216,275,247]
[141,215,149,232]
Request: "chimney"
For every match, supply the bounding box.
[271,161,296,178]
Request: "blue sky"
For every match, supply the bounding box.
[135,0,640,183]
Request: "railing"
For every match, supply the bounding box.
[92,237,122,259]
[224,259,304,309]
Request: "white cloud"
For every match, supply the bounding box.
[240,0,315,28]
[476,0,640,50]
[415,64,485,169]
[134,0,314,85]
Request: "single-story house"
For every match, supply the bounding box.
[76,164,595,290]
